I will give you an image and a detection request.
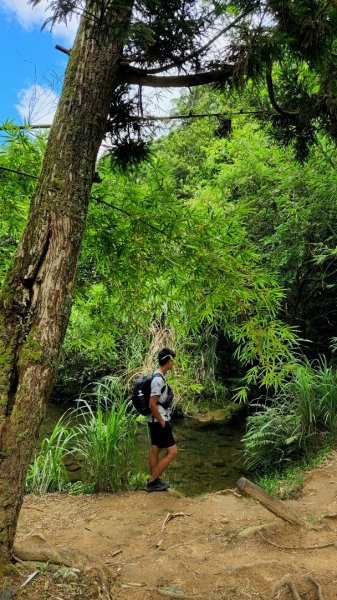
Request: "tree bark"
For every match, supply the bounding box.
[0,1,133,562]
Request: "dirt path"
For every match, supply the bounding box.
[6,453,337,599]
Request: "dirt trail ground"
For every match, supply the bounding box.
[4,453,337,599]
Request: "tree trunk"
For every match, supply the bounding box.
[0,2,133,562]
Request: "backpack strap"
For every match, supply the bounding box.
[150,372,167,423]
[151,372,167,398]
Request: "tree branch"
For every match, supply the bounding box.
[0,165,38,179]
[130,109,272,122]
[265,59,299,117]
[55,44,71,56]
[56,44,234,89]
[0,124,51,131]
[140,9,254,75]
[0,109,275,133]
[117,65,233,87]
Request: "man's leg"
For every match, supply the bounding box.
[149,445,160,478]
[149,444,177,481]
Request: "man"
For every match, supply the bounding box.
[146,347,178,492]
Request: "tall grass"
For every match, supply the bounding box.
[314,357,337,430]
[68,376,141,492]
[243,357,337,471]
[26,376,145,495]
[26,423,76,494]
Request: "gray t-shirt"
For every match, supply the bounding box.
[147,371,171,423]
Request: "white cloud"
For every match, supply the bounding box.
[0,0,79,43]
[16,84,59,124]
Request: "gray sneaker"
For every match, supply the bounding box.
[146,478,169,492]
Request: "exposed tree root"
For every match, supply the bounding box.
[271,573,325,600]
[307,576,324,600]
[271,574,302,600]
[14,536,114,600]
[13,534,107,575]
[223,560,289,573]
[259,531,336,550]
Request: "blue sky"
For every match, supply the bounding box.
[0,0,180,130]
[0,0,78,124]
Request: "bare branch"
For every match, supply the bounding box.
[55,44,71,56]
[117,65,233,87]
[0,166,38,179]
[0,125,51,131]
[0,109,275,133]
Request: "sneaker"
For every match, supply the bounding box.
[145,478,169,492]
[157,478,170,489]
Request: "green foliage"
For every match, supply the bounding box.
[66,376,143,493]
[258,466,305,500]
[229,1,337,158]
[0,127,45,281]
[57,92,299,403]
[243,400,302,471]
[258,446,332,499]
[186,87,337,358]
[4,86,337,414]
[243,359,337,472]
[25,423,76,494]
[26,376,145,494]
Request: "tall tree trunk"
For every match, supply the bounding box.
[0,1,133,562]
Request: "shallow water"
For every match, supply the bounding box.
[41,404,245,497]
[138,418,244,496]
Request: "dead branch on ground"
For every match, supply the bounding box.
[162,512,192,531]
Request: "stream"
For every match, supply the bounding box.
[41,404,245,497]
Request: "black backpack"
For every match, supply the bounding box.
[131,372,171,416]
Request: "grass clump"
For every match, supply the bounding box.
[26,423,76,494]
[26,375,146,495]
[257,446,332,499]
[68,376,143,493]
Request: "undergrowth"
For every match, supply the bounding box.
[257,445,333,499]
[243,358,337,472]
[26,376,147,495]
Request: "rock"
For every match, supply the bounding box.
[191,403,245,425]
[158,584,185,597]
[52,566,79,583]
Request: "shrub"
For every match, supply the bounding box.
[243,358,337,471]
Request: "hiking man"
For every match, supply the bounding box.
[146,347,178,492]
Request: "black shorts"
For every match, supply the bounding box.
[148,421,176,449]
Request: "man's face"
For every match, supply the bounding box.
[167,358,174,371]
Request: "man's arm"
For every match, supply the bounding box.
[149,395,165,427]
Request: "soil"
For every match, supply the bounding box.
[3,452,337,600]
